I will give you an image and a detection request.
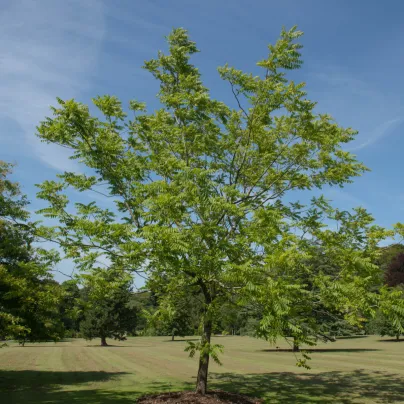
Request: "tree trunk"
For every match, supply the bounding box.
[293,337,299,352]
[172,334,175,341]
[196,318,212,395]
[101,335,108,346]
[396,334,400,341]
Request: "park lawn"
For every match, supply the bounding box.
[0,335,403,403]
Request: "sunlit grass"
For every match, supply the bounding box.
[0,335,403,403]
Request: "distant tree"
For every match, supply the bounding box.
[59,280,82,337]
[144,278,201,340]
[385,252,404,287]
[377,287,404,340]
[79,269,138,346]
[215,301,249,336]
[378,244,404,267]
[129,290,158,335]
[155,303,194,341]
[0,161,63,344]
[365,242,404,339]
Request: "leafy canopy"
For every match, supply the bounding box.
[0,161,63,343]
[34,27,394,387]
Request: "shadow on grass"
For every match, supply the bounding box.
[0,370,128,392]
[0,370,193,404]
[211,370,404,403]
[377,338,404,343]
[163,338,200,343]
[7,345,141,348]
[5,389,141,403]
[260,348,380,353]
[9,344,158,349]
[335,335,368,340]
[85,345,156,348]
[3,369,404,404]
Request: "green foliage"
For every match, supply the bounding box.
[215,301,250,335]
[185,340,224,365]
[34,27,393,389]
[385,249,404,287]
[364,242,404,339]
[79,269,138,344]
[0,161,64,343]
[59,280,82,337]
[143,281,200,339]
[375,287,404,339]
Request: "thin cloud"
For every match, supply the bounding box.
[313,71,380,99]
[325,189,368,209]
[0,0,106,172]
[347,117,403,152]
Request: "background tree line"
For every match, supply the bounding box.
[1,159,403,345]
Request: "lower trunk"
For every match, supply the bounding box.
[196,318,212,395]
[397,334,400,341]
[172,334,175,341]
[293,337,299,352]
[101,336,108,346]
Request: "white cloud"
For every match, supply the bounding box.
[309,68,403,152]
[347,117,403,152]
[0,0,106,171]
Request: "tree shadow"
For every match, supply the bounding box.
[7,389,142,403]
[7,345,139,348]
[163,338,200,342]
[335,335,368,340]
[0,370,128,392]
[146,380,194,392]
[211,370,404,403]
[260,348,380,353]
[377,338,404,343]
[85,345,154,348]
[0,370,186,403]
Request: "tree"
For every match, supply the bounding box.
[129,290,159,336]
[143,278,201,340]
[366,243,404,339]
[59,280,82,337]
[385,251,404,287]
[79,269,138,346]
[35,27,389,394]
[0,161,63,344]
[280,242,368,351]
[216,302,245,336]
[377,287,404,340]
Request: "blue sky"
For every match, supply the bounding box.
[1,0,403,283]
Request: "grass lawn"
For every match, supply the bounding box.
[0,335,403,403]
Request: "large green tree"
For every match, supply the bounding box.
[0,161,63,344]
[35,27,391,394]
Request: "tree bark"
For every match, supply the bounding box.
[101,335,108,346]
[293,337,299,352]
[196,317,212,395]
[172,334,175,341]
[396,334,400,341]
